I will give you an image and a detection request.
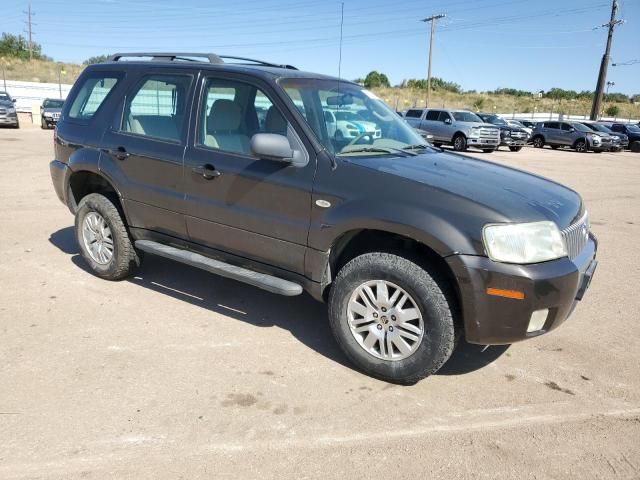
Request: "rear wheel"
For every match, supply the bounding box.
[75,193,142,280]
[328,252,456,384]
[533,136,545,148]
[453,134,467,152]
[509,146,523,152]
[574,140,587,153]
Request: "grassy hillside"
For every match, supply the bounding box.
[2,57,638,119]
[372,87,640,120]
[1,57,85,84]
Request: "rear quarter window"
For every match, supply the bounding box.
[405,109,423,118]
[67,74,121,120]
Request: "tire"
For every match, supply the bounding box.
[532,136,545,148]
[74,193,141,280]
[509,146,523,152]
[482,149,495,153]
[328,252,456,384]
[41,117,47,129]
[452,134,467,152]
[574,139,587,153]
[631,141,640,153]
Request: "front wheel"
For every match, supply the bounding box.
[328,253,456,384]
[509,146,523,152]
[453,134,467,152]
[75,193,142,280]
[574,140,587,153]
[532,136,545,148]
[41,117,47,129]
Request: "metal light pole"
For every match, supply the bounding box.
[421,14,445,108]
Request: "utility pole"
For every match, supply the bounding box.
[23,4,35,61]
[590,0,622,120]
[421,14,445,108]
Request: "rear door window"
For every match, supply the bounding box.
[405,109,423,118]
[425,110,440,121]
[67,75,120,120]
[545,122,559,129]
[122,74,192,142]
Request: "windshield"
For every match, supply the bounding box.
[626,124,640,132]
[279,78,425,156]
[43,99,64,108]
[0,94,10,102]
[590,123,611,133]
[572,123,592,133]
[453,111,483,123]
[483,114,508,125]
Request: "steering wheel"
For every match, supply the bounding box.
[346,132,374,146]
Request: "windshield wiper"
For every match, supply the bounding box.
[340,146,417,156]
[402,143,430,151]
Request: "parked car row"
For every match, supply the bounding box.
[0,94,66,130]
[399,107,639,154]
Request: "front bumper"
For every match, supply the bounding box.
[446,234,597,344]
[42,115,60,126]
[500,138,527,147]
[468,138,500,148]
[0,114,18,126]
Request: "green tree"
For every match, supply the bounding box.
[0,32,46,60]
[605,105,620,117]
[472,97,485,111]
[363,71,390,89]
[83,54,111,65]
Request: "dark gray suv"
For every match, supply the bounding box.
[49,52,598,383]
[531,121,610,153]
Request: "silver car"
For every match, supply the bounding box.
[0,91,19,128]
[531,121,610,153]
[404,108,500,152]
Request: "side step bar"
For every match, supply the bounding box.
[135,240,303,296]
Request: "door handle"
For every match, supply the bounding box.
[102,146,130,160]
[192,164,221,180]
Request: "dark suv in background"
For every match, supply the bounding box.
[597,122,640,151]
[531,121,610,152]
[477,112,529,152]
[49,52,598,384]
[40,98,65,129]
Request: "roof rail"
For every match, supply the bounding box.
[108,52,223,64]
[107,53,297,70]
[218,56,298,70]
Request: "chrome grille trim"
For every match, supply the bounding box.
[562,211,590,260]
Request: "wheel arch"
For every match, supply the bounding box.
[322,229,463,329]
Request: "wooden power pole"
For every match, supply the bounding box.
[422,14,445,108]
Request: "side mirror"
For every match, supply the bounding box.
[251,133,297,164]
[12,98,16,103]
[569,128,575,133]
[444,117,452,124]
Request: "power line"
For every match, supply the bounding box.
[590,0,624,119]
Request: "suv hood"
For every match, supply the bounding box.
[346,149,582,228]
[0,100,13,107]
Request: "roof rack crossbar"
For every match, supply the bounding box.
[108,52,224,64]
[218,55,298,70]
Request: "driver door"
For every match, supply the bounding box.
[182,73,316,275]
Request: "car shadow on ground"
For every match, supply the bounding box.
[49,226,509,379]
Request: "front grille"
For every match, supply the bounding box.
[479,127,499,140]
[0,108,6,115]
[600,137,612,144]
[562,212,590,260]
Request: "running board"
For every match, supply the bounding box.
[135,240,303,296]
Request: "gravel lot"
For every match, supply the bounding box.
[1,127,639,479]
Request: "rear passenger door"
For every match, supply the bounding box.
[422,110,445,141]
[100,70,195,239]
[182,73,315,275]
[543,122,560,144]
[559,122,575,146]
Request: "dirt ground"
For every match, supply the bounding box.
[1,127,639,479]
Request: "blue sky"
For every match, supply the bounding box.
[3,0,639,94]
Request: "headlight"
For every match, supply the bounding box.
[482,221,567,264]
[7,107,16,113]
[44,112,53,117]
[469,127,481,138]
[589,133,601,144]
